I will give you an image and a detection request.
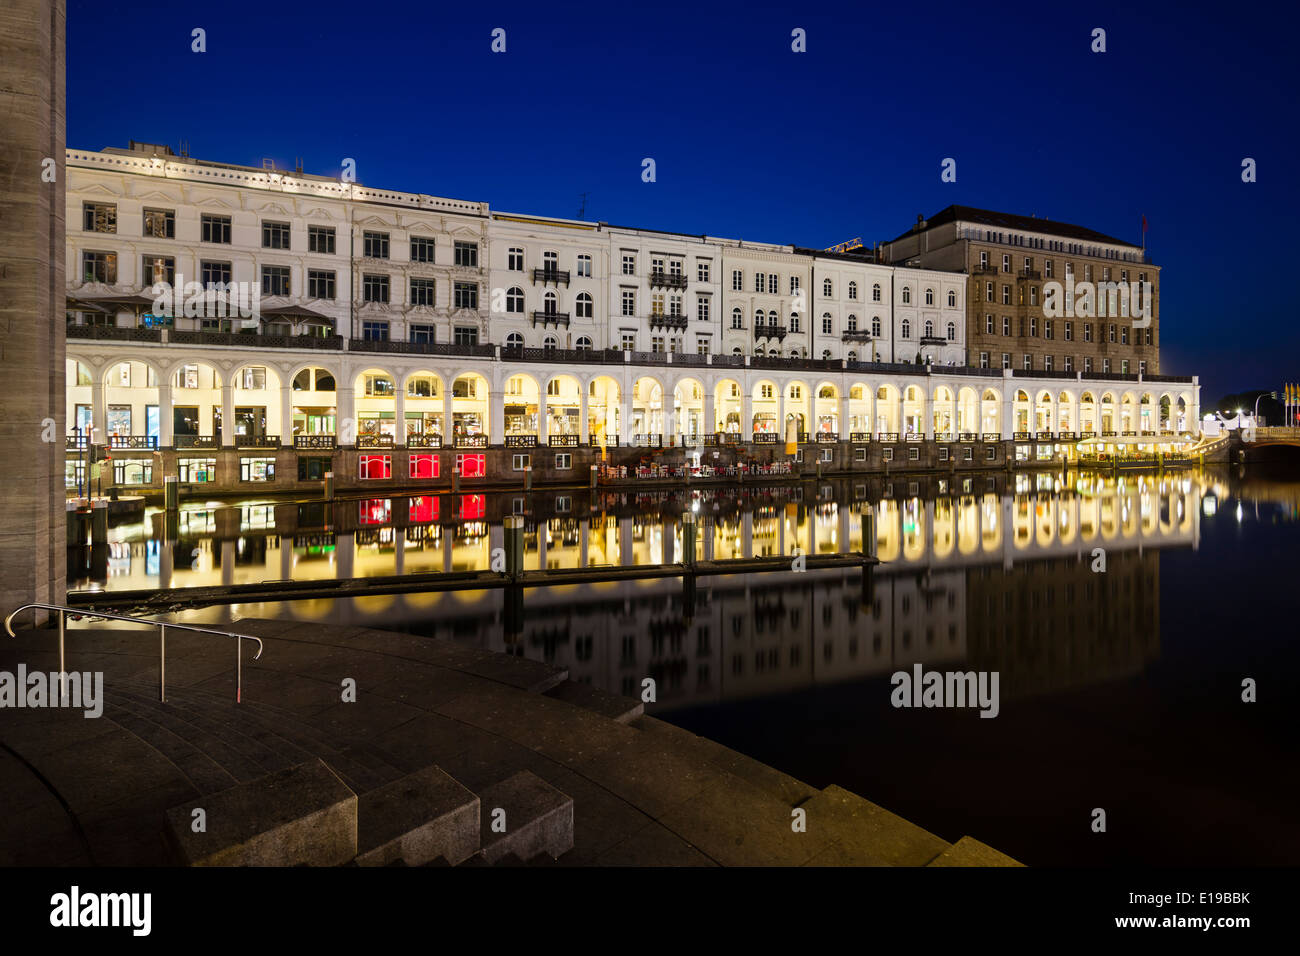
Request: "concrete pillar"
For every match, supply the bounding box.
[279,382,293,446]
[442,388,454,443]
[619,516,632,566]
[0,0,66,619]
[704,392,715,433]
[743,510,753,558]
[839,396,849,436]
[1002,399,1016,439]
[538,395,548,443]
[579,518,589,567]
[619,400,631,442]
[337,532,355,580]
[220,384,235,447]
[337,386,356,443]
[158,382,173,447]
[579,395,589,441]
[490,388,505,444]
[394,385,406,446]
[922,392,934,439]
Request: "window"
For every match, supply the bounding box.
[621,290,635,316]
[948,290,957,307]
[754,272,765,293]
[308,225,335,254]
[939,447,949,461]
[1030,317,1038,337]
[363,231,389,259]
[731,269,743,290]
[622,254,636,275]
[82,250,117,283]
[823,278,833,297]
[1044,355,1054,371]
[453,282,478,309]
[947,322,956,340]
[453,241,478,267]
[1109,324,1117,343]
[822,315,833,334]
[141,255,174,287]
[457,454,486,478]
[848,281,858,300]
[925,288,934,305]
[200,260,230,288]
[985,314,994,334]
[410,278,435,306]
[262,265,290,296]
[262,221,290,249]
[872,316,881,337]
[621,333,636,351]
[1002,285,1011,305]
[1064,320,1073,341]
[697,260,710,282]
[872,283,881,302]
[883,448,894,461]
[1103,359,1111,373]
[505,332,524,348]
[201,215,231,244]
[1084,323,1093,342]
[1121,326,1129,345]
[543,251,558,273]
[240,457,275,481]
[362,320,389,341]
[508,247,524,271]
[543,335,558,350]
[1064,356,1074,372]
[555,453,572,470]
[925,319,934,338]
[512,454,530,472]
[1044,260,1053,278]
[985,282,994,302]
[979,352,990,368]
[178,458,216,482]
[1121,359,1130,374]
[901,319,911,338]
[505,287,524,313]
[1002,254,1010,272]
[902,287,912,304]
[359,455,392,479]
[143,208,174,238]
[855,448,867,462]
[696,296,710,322]
[1023,354,1032,370]
[789,314,801,333]
[363,274,390,303]
[577,254,592,277]
[409,324,436,344]
[575,336,592,350]
[696,335,710,355]
[410,236,436,263]
[576,292,593,318]
[409,454,439,479]
[770,274,779,294]
[1139,360,1146,375]
[83,202,116,233]
[454,326,479,346]
[1084,357,1093,373]
[308,269,336,299]
[731,308,743,330]
[1002,353,1011,369]
[239,367,267,389]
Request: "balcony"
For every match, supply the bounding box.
[754,324,787,340]
[407,433,442,449]
[549,434,579,447]
[65,435,87,451]
[357,434,394,449]
[587,433,619,447]
[920,336,948,346]
[981,433,1002,442]
[236,435,279,449]
[1017,270,1042,281]
[109,435,158,450]
[67,324,162,343]
[501,345,623,364]
[294,434,336,450]
[531,311,570,328]
[647,270,689,290]
[648,314,688,332]
[971,263,998,275]
[176,435,219,449]
[169,329,343,349]
[531,267,570,286]
[841,330,873,343]
[504,435,537,448]
[633,434,662,449]
[815,432,839,443]
[456,434,488,449]
[348,337,495,358]
[752,433,779,444]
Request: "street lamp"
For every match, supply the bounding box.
[1254,391,1276,426]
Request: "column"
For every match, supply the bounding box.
[336,531,355,580]
[620,399,631,442]
[537,520,548,569]
[442,388,453,443]
[220,384,234,447]
[278,383,293,447]
[922,391,933,439]
[393,534,405,575]
[579,395,589,441]
[490,386,505,444]
[280,536,293,580]
[337,385,356,443]
[159,540,174,589]
[538,393,548,443]
[839,396,849,437]
[91,380,106,443]
[394,385,406,446]
[704,391,715,434]
[1002,398,1016,439]
[703,517,714,561]
[741,389,751,438]
[158,382,173,447]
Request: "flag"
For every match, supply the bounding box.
[1142,215,1148,232]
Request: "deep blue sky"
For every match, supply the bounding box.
[67,0,1297,401]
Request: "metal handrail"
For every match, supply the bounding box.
[4,603,264,704]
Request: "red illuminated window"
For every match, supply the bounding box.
[359,498,391,525]
[359,454,391,479]
[456,453,486,478]
[409,453,439,479]
[460,494,485,520]
[409,495,439,523]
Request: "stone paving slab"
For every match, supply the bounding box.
[797,785,951,867]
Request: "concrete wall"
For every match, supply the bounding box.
[0,0,66,618]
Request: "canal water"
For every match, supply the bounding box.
[70,466,1300,866]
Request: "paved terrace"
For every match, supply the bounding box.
[0,617,1019,867]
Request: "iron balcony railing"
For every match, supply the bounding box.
[531,268,570,285]
[647,271,689,290]
[4,603,264,704]
[176,435,220,449]
[407,433,442,449]
[294,434,336,450]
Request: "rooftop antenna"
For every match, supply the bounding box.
[577,192,589,220]
[178,139,189,158]
[261,158,276,171]
[294,156,303,175]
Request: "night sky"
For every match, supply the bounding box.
[66,0,1299,401]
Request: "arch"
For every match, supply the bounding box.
[980,388,1001,434]
[751,379,779,435]
[875,383,900,434]
[402,370,445,441]
[165,358,224,443]
[505,286,525,313]
[714,378,743,434]
[847,280,858,299]
[505,331,524,349]
[784,380,810,437]
[99,358,164,442]
[1013,389,1031,433]
[847,382,872,434]
[451,372,491,441]
[632,375,664,438]
[1057,390,1076,431]
[289,365,338,440]
[586,375,621,441]
[230,362,283,439]
[1035,389,1054,432]
[902,384,924,434]
[814,382,839,435]
[672,377,705,437]
[956,386,978,434]
[545,373,583,438]
[504,372,541,437]
[1139,391,1156,433]
[575,335,593,350]
[931,385,954,434]
[1100,392,1116,433]
[354,366,399,440]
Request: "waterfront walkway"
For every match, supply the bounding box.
[0,617,1019,866]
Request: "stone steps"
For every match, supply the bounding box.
[107,681,405,794]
